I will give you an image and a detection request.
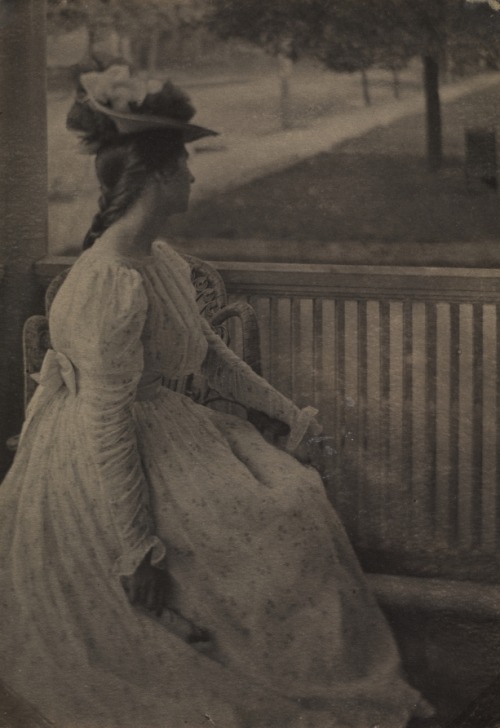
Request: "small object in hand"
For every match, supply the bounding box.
[156,606,211,645]
[186,623,211,644]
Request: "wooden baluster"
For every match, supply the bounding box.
[496,304,500,551]
[269,297,279,385]
[481,304,497,552]
[312,298,323,411]
[366,301,382,545]
[435,303,452,548]
[472,303,484,549]
[334,300,347,516]
[340,301,359,538]
[402,300,414,546]
[388,302,404,547]
[290,297,301,406]
[449,303,460,548]
[271,298,292,399]
[300,299,314,406]
[379,300,391,546]
[458,304,473,551]
[425,302,438,540]
[357,300,369,547]
[411,303,428,544]
[253,297,270,381]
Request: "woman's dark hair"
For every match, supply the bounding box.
[82,129,185,250]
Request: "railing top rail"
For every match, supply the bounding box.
[214,261,500,278]
[34,255,500,302]
[214,261,500,303]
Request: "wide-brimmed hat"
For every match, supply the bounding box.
[74,64,218,144]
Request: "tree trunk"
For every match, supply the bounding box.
[277,53,293,130]
[118,34,132,63]
[361,68,371,106]
[148,25,160,73]
[392,68,400,99]
[423,54,442,172]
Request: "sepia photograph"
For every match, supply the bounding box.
[1,1,500,726]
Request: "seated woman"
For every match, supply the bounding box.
[0,65,438,728]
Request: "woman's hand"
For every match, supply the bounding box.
[292,418,323,464]
[295,426,337,490]
[122,551,174,617]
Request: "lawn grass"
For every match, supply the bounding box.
[169,78,500,264]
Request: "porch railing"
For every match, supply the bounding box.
[216,261,500,582]
[36,257,500,582]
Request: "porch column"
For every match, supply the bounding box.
[0,0,48,476]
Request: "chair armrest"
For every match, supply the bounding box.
[210,301,262,375]
[23,315,50,410]
[45,268,70,314]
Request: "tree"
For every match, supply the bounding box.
[313,0,500,171]
[305,0,445,168]
[312,3,417,107]
[388,0,500,170]
[47,0,204,72]
[47,0,101,35]
[208,0,323,56]
[208,1,421,138]
[320,29,376,106]
[113,0,178,72]
[373,21,417,100]
[208,0,325,129]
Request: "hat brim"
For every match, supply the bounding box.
[85,95,219,143]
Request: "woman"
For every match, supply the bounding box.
[0,65,436,728]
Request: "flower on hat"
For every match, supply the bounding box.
[81,65,154,113]
[80,64,194,121]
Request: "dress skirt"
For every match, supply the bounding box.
[0,383,423,728]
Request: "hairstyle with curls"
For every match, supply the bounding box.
[82,130,185,250]
[66,71,193,250]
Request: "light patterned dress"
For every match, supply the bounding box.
[0,241,426,727]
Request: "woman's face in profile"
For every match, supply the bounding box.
[159,150,194,216]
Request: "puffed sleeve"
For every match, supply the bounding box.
[199,317,322,453]
[52,263,167,578]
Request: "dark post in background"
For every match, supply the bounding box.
[0,0,48,477]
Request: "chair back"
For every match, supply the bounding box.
[45,254,227,318]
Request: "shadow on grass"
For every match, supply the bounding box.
[170,151,500,247]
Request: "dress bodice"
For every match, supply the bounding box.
[49,240,208,386]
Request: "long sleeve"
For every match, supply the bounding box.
[199,317,321,453]
[50,262,166,578]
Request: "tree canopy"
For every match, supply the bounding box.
[208,0,500,168]
[207,0,326,57]
[47,0,207,71]
[47,0,179,35]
